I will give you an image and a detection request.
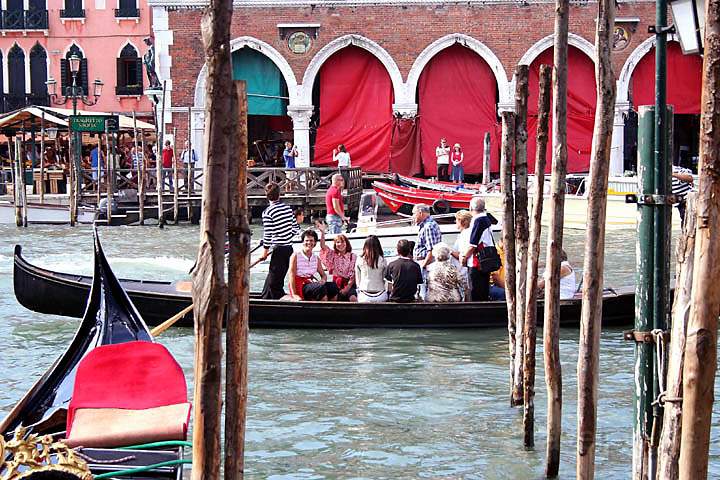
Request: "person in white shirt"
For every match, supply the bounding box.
[333,144,351,168]
[435,138,450,181]
[538,249,577,300]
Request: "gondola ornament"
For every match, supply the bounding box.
[1,427,91,480]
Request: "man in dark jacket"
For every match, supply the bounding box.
[386,239,423,302]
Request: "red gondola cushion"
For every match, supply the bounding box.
[65,341,191,448]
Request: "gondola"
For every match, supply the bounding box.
[3,231,189,479]
[14,244,636,328]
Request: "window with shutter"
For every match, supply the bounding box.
[61,45,88,95]
[116,44,142,95]
[7,45,26,111]
[29,43,49,105]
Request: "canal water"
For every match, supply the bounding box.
[1,224,718,479]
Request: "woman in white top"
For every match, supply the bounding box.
[451,209,473,299]
[333,144,351,168]
[354,235,388,303]
[435,138,450,181]
[538,249,577,300]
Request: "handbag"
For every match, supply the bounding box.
[476,231,502,273]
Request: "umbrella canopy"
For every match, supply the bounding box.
[0,106,155,132]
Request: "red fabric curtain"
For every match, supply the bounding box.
[418,44,500,175]
[389,117,423,176]
[527,46,597,173]
[631,42,702,114]
[313,46,394,172]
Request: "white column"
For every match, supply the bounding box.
[610,102,630,177]
[287,104,313,167]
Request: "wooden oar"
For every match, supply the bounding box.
[151,303,194,336]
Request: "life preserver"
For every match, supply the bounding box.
[432,198,451,215]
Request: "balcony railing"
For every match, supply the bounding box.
[59,8,85,18]
[116,85,143,96]
[114,7,139,18]
[1,93,49,113]
[0,9,48,29]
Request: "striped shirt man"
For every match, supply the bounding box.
[671,165,693,200]
[261,201,299,248]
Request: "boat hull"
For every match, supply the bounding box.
[14,245,636,328]
[0,201,95,225]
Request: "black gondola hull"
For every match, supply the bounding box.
[14,245,636,328]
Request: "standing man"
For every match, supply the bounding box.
[461,196,494,301]
[161,140,174,191]
[671,164,694,225]
[91,143,104,184]
[413,203,442,269]
[435,137,450,182]
[180,140,197,191]
[259,182,300,299]
[325,173,348,234]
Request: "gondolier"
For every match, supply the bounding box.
[671,164,694,224]
[259,182,300,299]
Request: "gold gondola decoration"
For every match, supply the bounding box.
[1,427,91,480]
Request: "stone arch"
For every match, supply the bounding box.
[517,33,596,68]
[406,34,511,106]
[616,34,679,104]
[193,36,297,108]
[117,41,140,59]
[299,34,404,106]
[63,42,86,58]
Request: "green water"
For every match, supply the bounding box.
[1,224,718,479]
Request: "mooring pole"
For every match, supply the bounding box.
[187,106,193,220]
[40,112,45,204]
[105,121,113,225]
[483,132,491,185]
[139,132,146,225]
[173,127,179,224]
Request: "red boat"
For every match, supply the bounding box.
[395,174,491,194]
[372,181,475,214]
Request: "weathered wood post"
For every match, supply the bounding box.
[139,132,146,225]
[105,123,114,225]
[657,193,696,479]
[224,80,249,480]
[157,80,167,225]
[500,109,517,401]
[173,127,179,224]
[39,111,45,204]
[513,65,530,408]
[13,136,24,227]
[483,132,491,185]
[576,0,616,475]
[678,4,720,477]
[523,64,551,448]
[187,105,194,220]
[191,0,234,475]
[95,135,101,207]
[544,0,570,473]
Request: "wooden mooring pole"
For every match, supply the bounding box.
[158,80,167,225]
[68,132,76,227]
[512,65,530,408]
[678,5,720,477]
[13,136,24,227]
[173,127,179,224]
[500,109,517,403]
[523,64,551,448]
[576,0,616,475]
[657,193,696,479]
[224,80,249,480]
[482,132,491,185]
[191,0,234,475]
[139,130,146,225]
[187,106,193,221]
[39,111,45,204]
[105,122,113,225]
[544,0,570,472]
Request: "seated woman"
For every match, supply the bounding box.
[355,235,388,303]
[426,242,465,303]
[538,248,577,300]
[287,229,327,300]
[318,223,357,301]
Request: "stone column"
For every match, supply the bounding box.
[287,105,313,167]
[610,101,630,177]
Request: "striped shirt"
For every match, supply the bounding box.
[261,201,299,248]
[672,165,693,200]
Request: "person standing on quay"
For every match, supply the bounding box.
[435,138,450,182]
[161,140,174,191]
[450,143,464,183]
[325,173,348,234]
[259,182,301,299]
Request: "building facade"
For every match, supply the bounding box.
[0,0,154,117]
[149,0,703,176]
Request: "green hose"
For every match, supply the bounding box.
[93,459,192,479]
[118,440,193,450]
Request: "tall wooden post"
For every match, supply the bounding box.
[544,0,570,473]
[657,193,696,479]
[105,124,113,224]
[173,127,179,224]
[576,0,616,476]
[483,132,491,185]
[500,109,517,401]
[678,4,720,477]
[224,80,249,480]
[133,112,145,225]
[523,64,551,448]
[68,132,77,226]
[157,80,167,225]
[191,0,235,475]
[512,65,530,408]
[187,106,194,220]
[39,112,45,204]
[139,132,146,225]
[13,137,23,227]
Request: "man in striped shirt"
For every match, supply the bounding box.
[259,182,301,299]
[672,165,694,224]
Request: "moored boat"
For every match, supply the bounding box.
[3,231,189,479]
[14,244,636,328]
[0,200,96,225]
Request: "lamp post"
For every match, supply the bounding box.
[669,0,706,54]
[46,55,103,224]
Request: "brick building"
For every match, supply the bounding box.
[149,0,703,176]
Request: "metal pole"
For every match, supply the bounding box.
[40,112,45,204]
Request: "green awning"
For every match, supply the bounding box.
[232,48,288,116]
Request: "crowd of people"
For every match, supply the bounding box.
[259,180,578,303]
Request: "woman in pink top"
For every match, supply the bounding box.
[318,223,357,301]
[450,143,464,183]
[288,230,327,300]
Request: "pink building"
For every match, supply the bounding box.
[0,0,153,118]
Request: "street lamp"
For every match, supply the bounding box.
[669,0,705,54]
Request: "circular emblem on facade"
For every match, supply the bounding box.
[613,26,631,51]
[288,31,311,54]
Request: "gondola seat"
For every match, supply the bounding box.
[64,341,191,448]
